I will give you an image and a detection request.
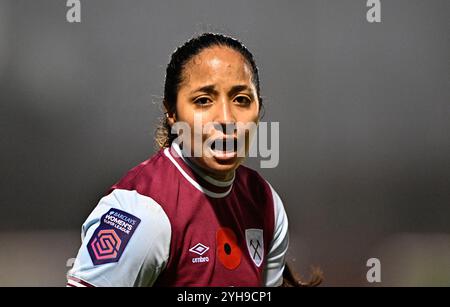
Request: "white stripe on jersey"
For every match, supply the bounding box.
[66,276,93,287]
[67,280,86,287]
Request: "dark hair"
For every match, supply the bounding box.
[155,33,263,148]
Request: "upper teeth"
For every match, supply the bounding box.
[212,140,235,152]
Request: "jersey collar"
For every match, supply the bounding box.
[163,142,235,198]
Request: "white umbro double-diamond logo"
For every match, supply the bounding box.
[189,243,209,256]
[189,243,210,263]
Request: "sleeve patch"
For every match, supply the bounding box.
[87,208,141,266]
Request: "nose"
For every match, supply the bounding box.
[214,99,236,135]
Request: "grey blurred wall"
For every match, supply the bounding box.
[0,0,449,286]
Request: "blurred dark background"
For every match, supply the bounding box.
[0,0,449,286]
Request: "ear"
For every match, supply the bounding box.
[166,111,177,127]
[163,99,177,127]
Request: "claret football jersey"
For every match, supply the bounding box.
[67,142,289,287]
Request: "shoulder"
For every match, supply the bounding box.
[104,148,177,198]
[84,189,170,233]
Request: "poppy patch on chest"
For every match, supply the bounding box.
[216,227,242,270]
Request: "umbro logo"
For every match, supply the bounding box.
[189,243,209,255]
[189,243,210,264]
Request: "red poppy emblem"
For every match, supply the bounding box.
[216,227,242,270]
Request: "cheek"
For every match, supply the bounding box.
[237,108,260,125]
[177,110,212,144]
[240,99,260,121]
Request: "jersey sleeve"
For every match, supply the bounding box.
[263,183,289,287]
[67,189,171,287]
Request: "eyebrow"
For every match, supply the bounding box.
[228,85,252,98]
[191,85,218,96]
[190,84,253,98]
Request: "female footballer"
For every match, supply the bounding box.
[67,33,318,287]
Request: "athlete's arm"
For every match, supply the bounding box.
[262,183,289,287]
[67,189,171,287]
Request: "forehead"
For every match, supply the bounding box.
[181,46,253,87]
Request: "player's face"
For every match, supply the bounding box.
[173,46,260,181]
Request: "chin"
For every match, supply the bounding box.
[204,157,243,178]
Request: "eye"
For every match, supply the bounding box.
[194,97,212,106]
[234,95,252,106]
